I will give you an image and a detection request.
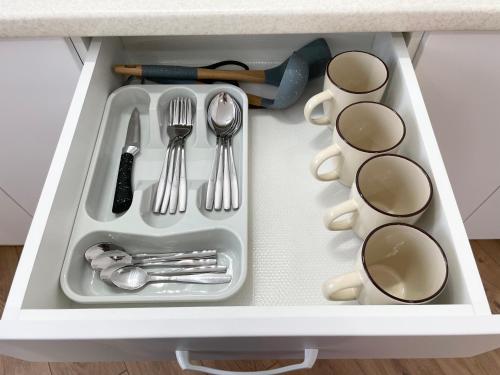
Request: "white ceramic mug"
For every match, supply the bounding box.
[310,101,405,186]
[322,223,448,304]
[324,154,433,239]
[304,51,389,126]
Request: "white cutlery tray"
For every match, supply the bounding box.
[59,84,249,303]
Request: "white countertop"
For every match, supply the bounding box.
[1,0,500,37]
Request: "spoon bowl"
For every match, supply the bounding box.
[84,243,123,263]
[208,92,237,134]
[112,266,149,290]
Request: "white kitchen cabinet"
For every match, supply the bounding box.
[0,189,31,245]
[463,186,500,239]
[0,33,498,371]
[414,32,500,239]
[0,37,81,244]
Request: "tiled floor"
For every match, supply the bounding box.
[0,240,499,374]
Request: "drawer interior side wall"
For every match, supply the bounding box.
[19,38,124,310]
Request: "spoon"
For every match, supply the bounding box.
[225,95,243,209]
[206,92,237,210]
[84,243,114,262]
[91,252,217,271]
[99,263,228,283]
[84,242,216,263]
[92,249,216,265]
[109,266,232,290]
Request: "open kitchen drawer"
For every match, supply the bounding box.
[0,33,499,366]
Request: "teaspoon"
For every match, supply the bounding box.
[91,252,216,271]
[99,263,227,283]
[206,92,236,210]
[84,242,216,263]
[224,95,242,209]
[109,266,232,290]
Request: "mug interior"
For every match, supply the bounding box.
[356,154,432,217]
[362,224,448,303]
[337,102,405,152]
[328,51,388,94]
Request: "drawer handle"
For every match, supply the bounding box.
[176,348,319,375]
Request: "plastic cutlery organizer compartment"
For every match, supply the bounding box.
[60,84,249,303]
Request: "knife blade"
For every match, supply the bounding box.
[112,108,141,214]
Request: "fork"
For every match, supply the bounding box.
[153,97,193,214]
[153,99,176,213]
[177,98,193,212]
[166,98,192,213]
[162,97,193,214]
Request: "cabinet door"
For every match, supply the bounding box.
[0,38,81,218]
[414,32,500,238]
[465,187,500,238]
[0,189,31,244]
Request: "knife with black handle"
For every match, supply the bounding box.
[112,108,141,214]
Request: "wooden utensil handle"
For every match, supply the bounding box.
[114,65,143,76]
[247,94,263,107]
[197,68,265,83]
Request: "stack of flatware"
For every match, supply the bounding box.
[153,97,193,214]
[84,243,232,290]
[206,92,243,211]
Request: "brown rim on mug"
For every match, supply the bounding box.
[355,154,433,218]
[326,51,389,94]
[335,101,406,154]
[361,223,449,304]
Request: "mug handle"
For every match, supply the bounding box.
[304,90,334,125]
[310,144,341,181]
[324,199,358,230]
[322,271,363,301]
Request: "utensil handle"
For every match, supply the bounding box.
[197,68,265,83]
[228,138,239,209]
[139,65,199,80]
[160,140,178,214]
[114,65,265,84]
[214,138,224,210]
[153,144,172,213]
[133,249,217,259]
[149,273,232,284]
[206,138,221,210]
[112,152,134,214]
[179,144,187,212]
[223,139,231,210]
[136,258,217,267]
[147,265,227,276]
[169,143,182,214]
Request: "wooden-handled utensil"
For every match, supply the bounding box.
[115,65,267,84]
[113,39,332,109]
